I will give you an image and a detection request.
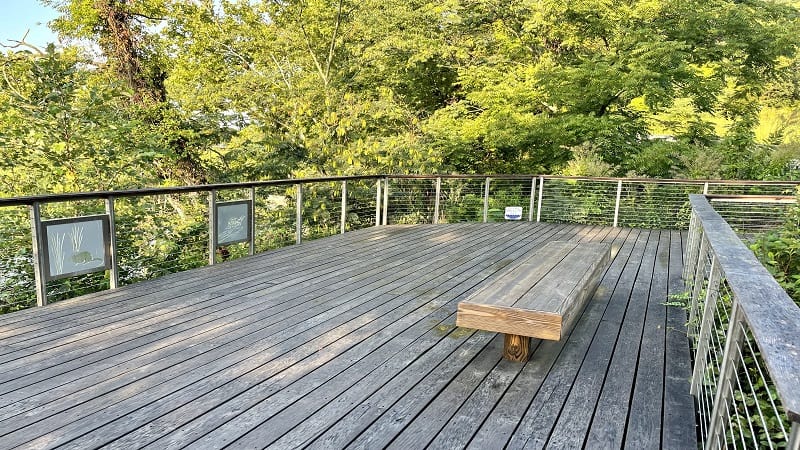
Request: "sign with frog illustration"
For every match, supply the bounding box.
[42,215,111,280]
[216,200,252,246]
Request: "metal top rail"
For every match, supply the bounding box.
[0,175,383,207]
[388,174,800,185]
[2,174,797,207]
[690,194,800,423]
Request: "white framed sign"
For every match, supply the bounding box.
[504,206,523,220]
[41,214,111,280]
[216,200,252,246]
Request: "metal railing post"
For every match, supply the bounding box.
[249,187,256,255]
[789,422,800,450]
[382,177,389,226]
[613,180,622,228]
[705,302,746,450]
[375,179,382,226]
[29,202,47,307]
[209,190,217,265]
[703,182,709,195]
[433,177,441,224]
[691,256,722,395]
[688,236,709,326]
[684,211,700,281]
[529,177,536,222]
[340,181,347,234]
[536,176,544,222]
[105,196,119,288]
[295,183,303,244]
[483,177,490,223]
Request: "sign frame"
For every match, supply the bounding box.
[41,214,112,281]
[215,199,253,246]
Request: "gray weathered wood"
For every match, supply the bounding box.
[690,194,800,423]
[0,223,696,450]
[466,228,637,449]
[456,242,611,343]
[625,230,670,449]
[662,229,699,450]
[582,231,660,449]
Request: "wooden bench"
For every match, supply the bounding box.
[456,241,612,362]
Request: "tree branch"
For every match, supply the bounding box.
[1,30,46,56]
[324,0,344,81]
[297,4,328,86]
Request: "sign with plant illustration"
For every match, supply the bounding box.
[42,215,111,280]
[216,200,252,246]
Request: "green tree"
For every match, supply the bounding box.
[0,47,158,195]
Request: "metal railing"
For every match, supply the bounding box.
[684,194,800,449]
[385,175,798,230]
[1,174,797,314]
[0,176,382,311]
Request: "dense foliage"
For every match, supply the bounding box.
[1,0,799,192]
[751,191,800,303]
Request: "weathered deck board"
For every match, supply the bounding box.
[465,227,639,449]
[0,223,696,450]
[662,230,698,449]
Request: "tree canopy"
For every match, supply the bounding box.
[2,0,800,195]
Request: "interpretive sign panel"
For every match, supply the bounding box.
[42,214,111,280]
[216,200,252,246]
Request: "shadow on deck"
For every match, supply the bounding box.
[0,223,696,449]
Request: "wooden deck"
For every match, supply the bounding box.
[0,223,697,449]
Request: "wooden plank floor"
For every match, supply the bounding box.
[0,223,697,449]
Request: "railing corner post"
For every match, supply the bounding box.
[29,202,47,307]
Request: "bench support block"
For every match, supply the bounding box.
[503,334,530,362]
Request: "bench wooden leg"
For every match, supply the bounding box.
[503,334,530,362]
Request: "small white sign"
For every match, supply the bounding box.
[504,206,523,220]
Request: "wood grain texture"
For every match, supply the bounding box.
[456,241,611,341]
[0,223,696,450]
[503,334,530,362]
[690,194,800,423]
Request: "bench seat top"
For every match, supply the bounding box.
[456,241,612,341]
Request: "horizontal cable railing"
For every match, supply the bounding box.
[0,176,383,312]
[685,194,800,449]
[384,175,797,231]
[1,174,798,314]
